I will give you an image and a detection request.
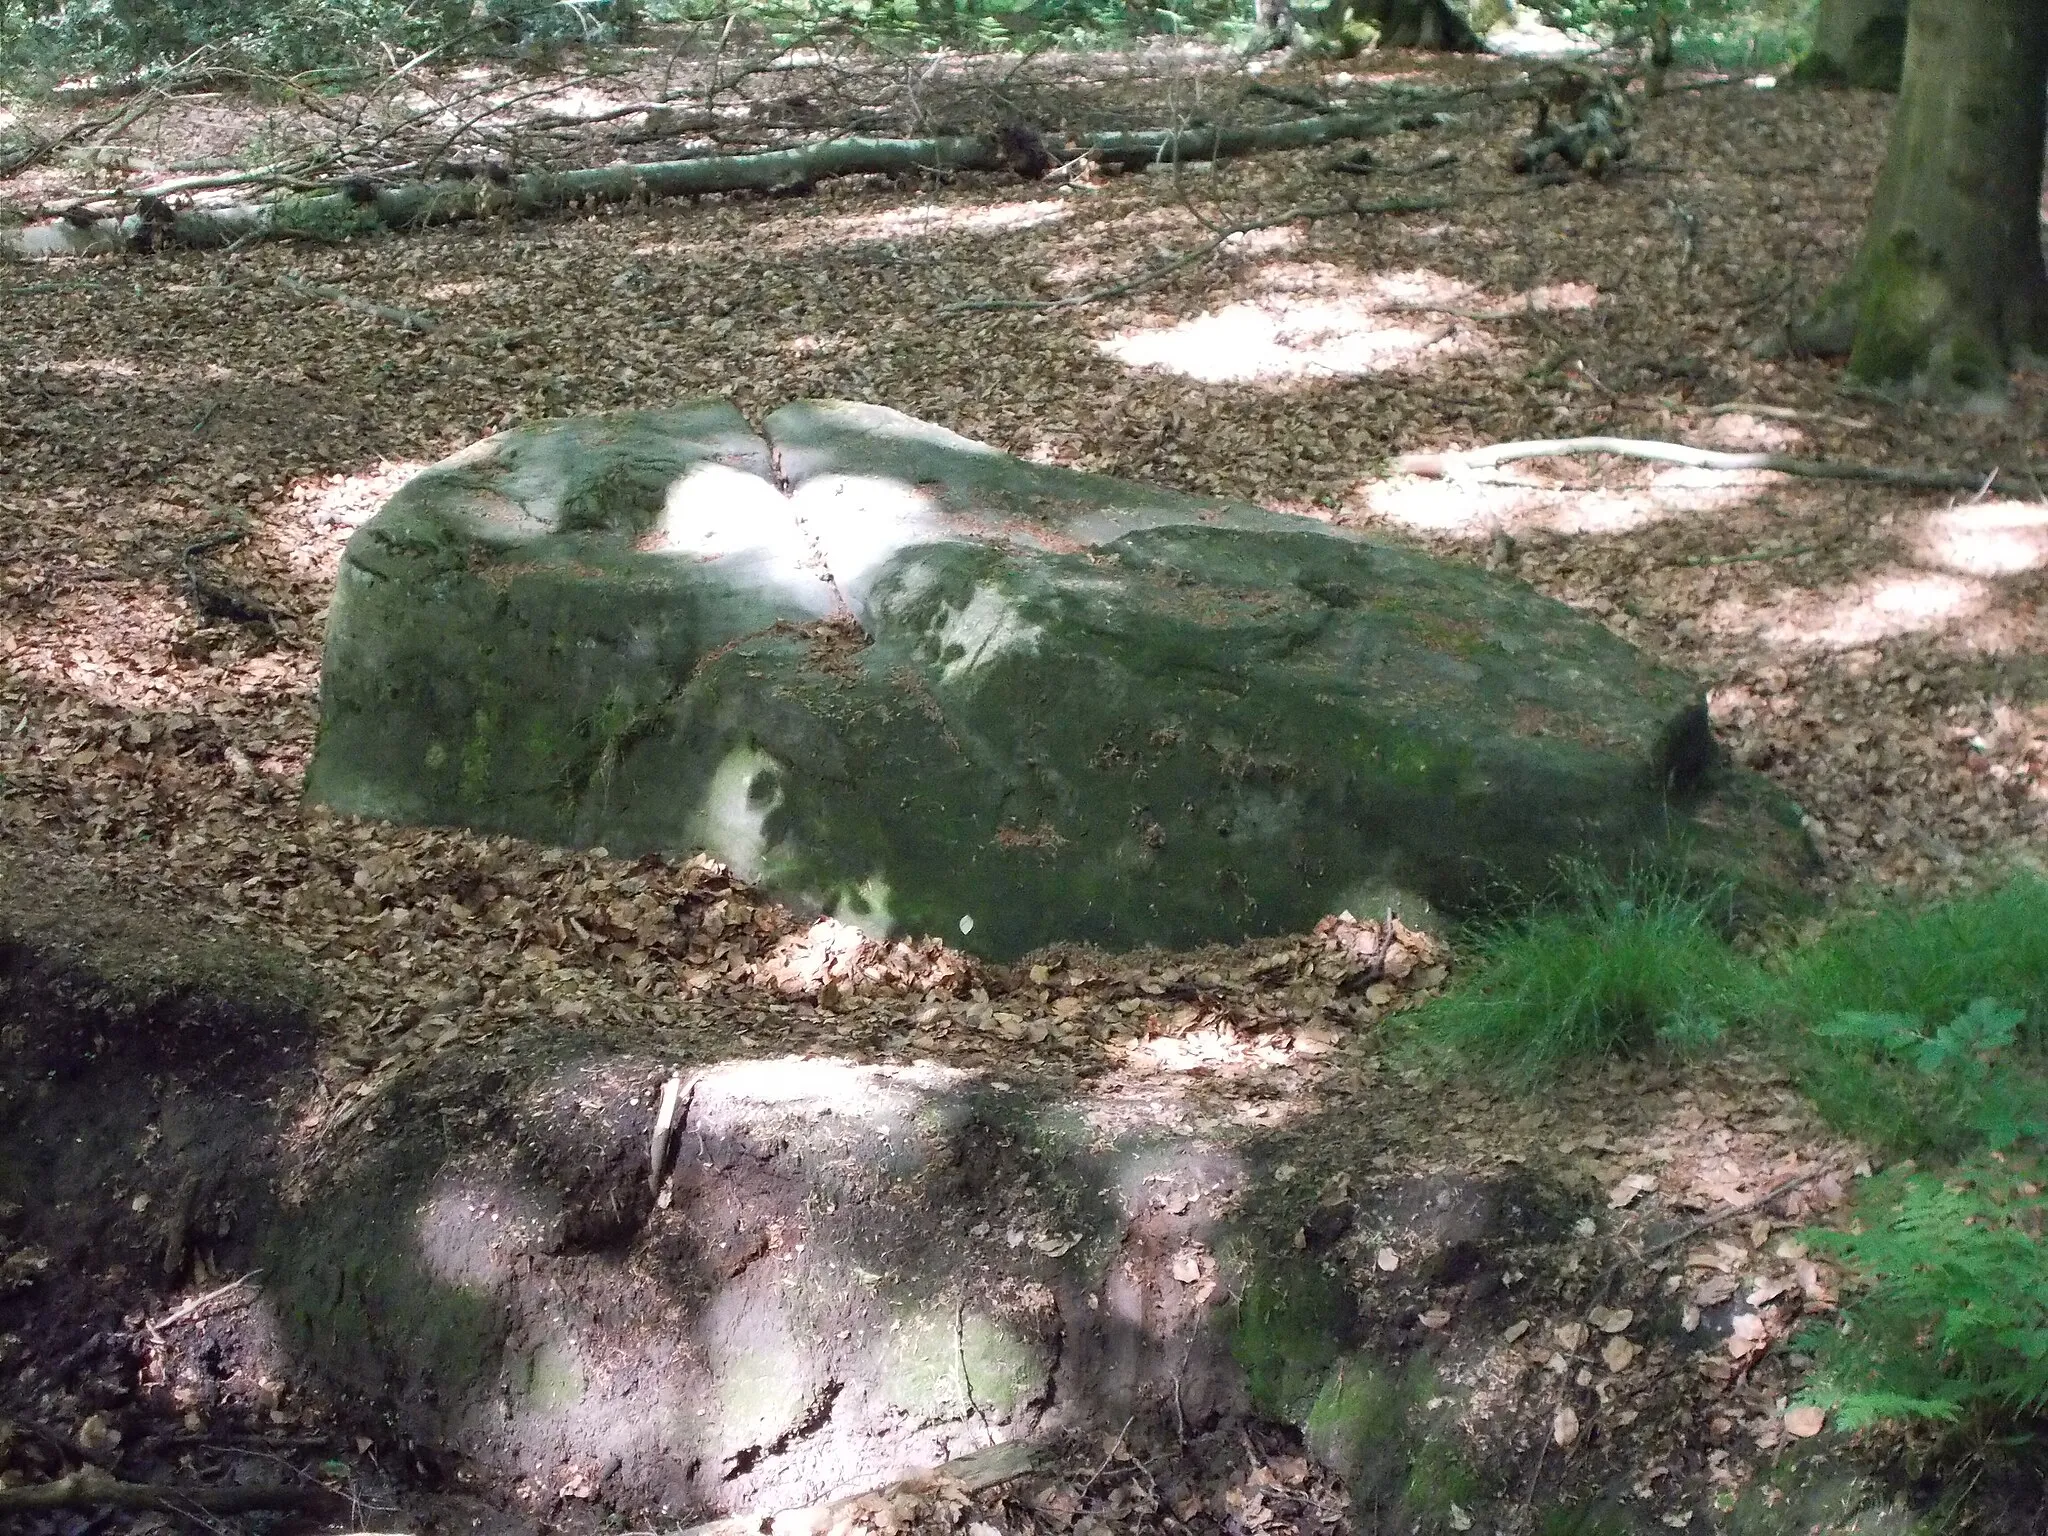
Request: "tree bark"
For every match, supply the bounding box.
[1252,0,1302,49]
[1796,0,1907,90]
[1351,0,1481,51]
[1792,0,2048,403]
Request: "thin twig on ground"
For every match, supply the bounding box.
[1668,544,1817,568]
[1638,1168,1830,1264]
[279,273,439,332]
[148,1270,262,1335]
[1705,401,1874,430]
[1396,436,2032,493]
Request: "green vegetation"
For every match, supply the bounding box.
[1399,866,1760,1083]
[1530,0,1812,70]
[1798,997,2048,1160]
[1797,1152,2048,1432]
[0,0,1824,86]
[1784,881,2048,1440]
[1409,868,2048,1450]
[0,0,642,81]
[1784,876,2048,1054]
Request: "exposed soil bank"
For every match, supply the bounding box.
[0,873,1945,1535]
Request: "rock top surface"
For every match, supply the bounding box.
[308,400,1809,956]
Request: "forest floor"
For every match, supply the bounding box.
[2,32,2046,1536]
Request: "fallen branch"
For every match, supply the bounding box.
[0,84,169,178]
[4,111,1425,258]
[938,195,1450,316]
[678,1439,1042,1536]
[0,1466,342,1516]
[1395,436,2023,493]
[279,272,438,331]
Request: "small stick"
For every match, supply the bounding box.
[278,273,438,332]
[149,1270,262,1335]
[1637,1168,1830,1263]
[1667,544,1815,568]
[1705,402,1873,430]
[648,1072,686,1194]
[1372,295,1553,323]
[938,196,1448,317]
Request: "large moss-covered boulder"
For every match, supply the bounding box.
[307,401,1808,958]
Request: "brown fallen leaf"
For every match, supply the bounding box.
[1783,1405,1826,1439]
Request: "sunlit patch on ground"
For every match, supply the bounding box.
[1101,281,1475,385]
[1915,499,2048,577]
[1095,266,1590,386]
[1123,1018,1333,1076]
[44,357,143,381]
[1359,466,1771,538]
[1709,569,1993,650]
[278,462,425,582]
[419,278,491,302]
[791,198,1070,249]
[1698,411,1807,453]
[1097,294,1448,382]
[3,586,198,712]
[1216,224,1303,259]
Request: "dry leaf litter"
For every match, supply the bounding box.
[2,36,2041,1535]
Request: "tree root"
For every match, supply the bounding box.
[0,1466,344,1516]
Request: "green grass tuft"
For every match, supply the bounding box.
[1783,876,2048,1157]
[1785,875,2048,1050]
[1403,867,1767,1083]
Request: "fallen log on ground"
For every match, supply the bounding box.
[2,109,1441,258]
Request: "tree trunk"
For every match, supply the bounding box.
[1253,0,1300,49]
[1795,0,1907,90]
[1356,0,1481,50]
[1792,0,2048,403]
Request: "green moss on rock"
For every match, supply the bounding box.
[1230,1258,1356,1420]
[308,401,1816,958]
